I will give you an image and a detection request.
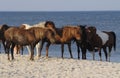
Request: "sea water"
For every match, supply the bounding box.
[0,11,120,62]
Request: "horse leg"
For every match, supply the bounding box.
[108,46,112,62]
[46,43,50,58]
[61,44,64,58]
[39,41,45,58]
[92,51,95,60]
[26,46,31,57]
[98,48,102,61]
[6,42,11,60]
[67,43,73,58]
[17,45,21,54]
[36,42,40,58]
[30,44,35,61]
[2,40,6,53]
[76,42,80,59]
[11,43,15,60]
[81,47,86,59]
[103,47,108,61]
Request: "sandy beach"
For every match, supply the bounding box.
[0,54,120,78]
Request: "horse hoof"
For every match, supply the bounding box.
[8,58,10,60]
[12,58,14,60]
[46,56,48,59]
[30,58,34,61]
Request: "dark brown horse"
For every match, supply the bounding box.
[85,26,116,61]
[75,25,88,59]
[86,26,103,60]
[3,26,55,60]
[40,21,85,59]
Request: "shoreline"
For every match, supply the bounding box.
[0,54,120,78]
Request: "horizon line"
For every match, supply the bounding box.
[0,10,120,12]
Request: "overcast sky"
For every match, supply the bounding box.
[0,0,120,11]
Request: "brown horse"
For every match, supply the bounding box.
[40,21,84,59]
[85,26,116,61]
[0,24,24,54]
[3,26,55,60]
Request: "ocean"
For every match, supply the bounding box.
[0,11,120,62]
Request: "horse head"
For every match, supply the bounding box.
[0,24,10,39]
[45,29,56,44]
[85,26,96,42]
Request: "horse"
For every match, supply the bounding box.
[0,24,24,54]
[85,26,116,61]
[40,24,86,59]
[3,26,56,60]
[19,21,54,58]
[75,25,88,59]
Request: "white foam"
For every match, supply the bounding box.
[96,30,109,45]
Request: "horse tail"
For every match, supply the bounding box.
[111,32,116,51]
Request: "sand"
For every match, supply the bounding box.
[0,54,120,78]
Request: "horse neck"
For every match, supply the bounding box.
[81,27,87,42]
[50,28,62,42]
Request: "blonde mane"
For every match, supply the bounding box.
[32,22,46,28]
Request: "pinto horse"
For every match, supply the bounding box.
[86,26,116,61]
[3,26,55,60]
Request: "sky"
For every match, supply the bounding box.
[0,0,120,11]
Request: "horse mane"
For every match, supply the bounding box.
[32,21,46,28]
[20,21,46,29]
[20,24,31,29]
